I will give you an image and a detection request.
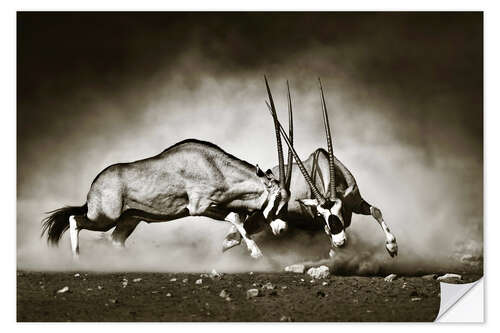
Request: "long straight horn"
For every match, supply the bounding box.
[264,76,285,188]
[318,78,336,200]
[285,80,293,190]
[266,101,326,205]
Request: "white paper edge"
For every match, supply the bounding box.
[436,278,484,322]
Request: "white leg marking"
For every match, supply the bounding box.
[222,225,242,252]
[69,215,80,259]
[269,218,287,236]
[371,207,398,257]
[224,212,263,259]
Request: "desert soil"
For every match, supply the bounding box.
[17,271,481,322]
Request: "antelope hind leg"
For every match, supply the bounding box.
[370,206,398,257]
[69,216,80,259]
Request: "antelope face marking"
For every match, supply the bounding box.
[256,165,290,233]
[300,198,346,248]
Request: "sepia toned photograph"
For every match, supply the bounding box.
[17,12,483,322]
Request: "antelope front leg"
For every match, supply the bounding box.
[370,206,398,257]
[225,212,263,259]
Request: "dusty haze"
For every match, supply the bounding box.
[17,12,482,274]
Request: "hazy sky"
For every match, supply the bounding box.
[17,12,483,272]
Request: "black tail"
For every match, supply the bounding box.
[41,204,88,245]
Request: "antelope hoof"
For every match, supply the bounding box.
[270,219,287,236]
[250,247,263,259]
[222,239,241,252]
[385,240,398,257]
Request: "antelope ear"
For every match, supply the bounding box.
[298,199,319,207]
[256,164,266,177]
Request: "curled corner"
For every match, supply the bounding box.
[435,278,483,322]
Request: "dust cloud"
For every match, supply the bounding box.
[17,13,482,275]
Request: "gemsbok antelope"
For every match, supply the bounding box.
[223,79,398,258]
[41,103,292,259]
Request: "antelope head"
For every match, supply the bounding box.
[260,77,295,236]
[266,78,347,248]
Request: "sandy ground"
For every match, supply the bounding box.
[17,271,481,322]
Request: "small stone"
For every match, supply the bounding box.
[219,289,230,298]
[437,273,462,281]
[284,264,306,274]
[210,269,223,280]
[236,284,243,288]
[56,286,69,294]
[306,266,330,279]
[225,297,232,302]
[280,315,292,322]
[246,288,259,299]
[422,274,438,280]
[281,286,288,290]
[170,278,177,282]
[322,281,329,286]
[195,279,203,285]
[262,282,275,290]
[411,297,422,302]
[151,291,160,294]
[97,285,103,290]
[108,298,118,304]
[133,278,142,283]
[182,278,188,283]
[249,271,254,275]
[166,293,172,297]
[74,273,80,278]
[87,288,93,291]
[384,274,397,282]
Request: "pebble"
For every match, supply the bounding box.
[170,278,177,282]
[195,279,203,285]
[219,289,230,298]
[262,282,275,290]
[384,274,397,282]
[56,286,69,294]
[307,266,330,279]
[284,264,305,274]
[246,288,259,299]
[133,278,142,283]
[437,273,462,281]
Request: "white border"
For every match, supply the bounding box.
[5,0,497,331]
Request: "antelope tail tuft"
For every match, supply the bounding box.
[41,204,88,245]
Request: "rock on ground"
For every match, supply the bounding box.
[284,264,305,274]
[437,273,462,282]
[307,266,330,279]
[56,286,69,294]
[384,274,397,282]
[246,289,259,299]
